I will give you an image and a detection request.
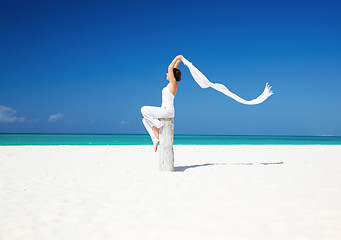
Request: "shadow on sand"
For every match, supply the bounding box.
[174,162,284,172]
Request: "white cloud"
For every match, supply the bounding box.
[48,113,64,123]
[120,120,129,125]
[0,105,25,123]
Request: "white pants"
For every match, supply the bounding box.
[141,106,174,141]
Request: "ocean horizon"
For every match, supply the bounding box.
[1,133,341,145]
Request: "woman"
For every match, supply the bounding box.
[141,55,183,152]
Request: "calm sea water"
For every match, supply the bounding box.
[0,134,340,145]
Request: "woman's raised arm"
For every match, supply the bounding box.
[174,59,181,69]
[168,55,183,70]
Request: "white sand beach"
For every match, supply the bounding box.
[0,145,341,240]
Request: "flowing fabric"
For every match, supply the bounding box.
[182,57,274,105]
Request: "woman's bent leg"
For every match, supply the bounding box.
[141,106,173,128]
[141,105,174,142]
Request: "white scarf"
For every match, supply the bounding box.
[182,57,274,105]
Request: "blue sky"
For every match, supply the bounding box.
[1,0,340,135]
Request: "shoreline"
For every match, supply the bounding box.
[1,143,341,146]
[2,134,341,146]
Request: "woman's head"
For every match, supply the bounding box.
[173,68,181,82]
[166,69,181,82]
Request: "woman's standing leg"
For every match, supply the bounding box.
[142,118,158,141]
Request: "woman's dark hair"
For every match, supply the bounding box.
[173,68,181,82]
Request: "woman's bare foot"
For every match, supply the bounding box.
[152,126,159,139]
[153,140,159,152]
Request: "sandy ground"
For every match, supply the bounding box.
[0,145,341,240]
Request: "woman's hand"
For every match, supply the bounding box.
[176,55,183,61]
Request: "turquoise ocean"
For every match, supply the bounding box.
[1,134,341,145]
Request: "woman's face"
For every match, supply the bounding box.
[166,72,170,81]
